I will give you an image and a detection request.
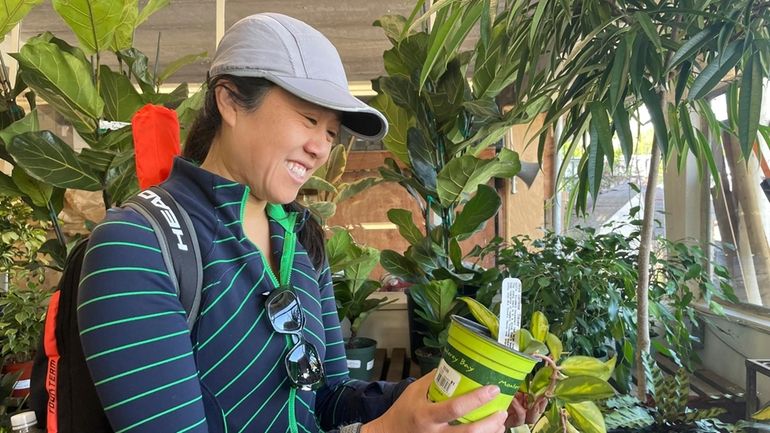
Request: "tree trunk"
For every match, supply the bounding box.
[723,133,770,305]
[635,138,661,401]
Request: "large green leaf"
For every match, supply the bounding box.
[410,279,457,323]
[78,147,116,173]
[640,83,669,157]
[450,184,500,240]
[370,92,411,166]
[8,131,102,190]
[387,209,424,246]
[110,0,137,51]
[668,25,718,70]
[437,147,519,206]
[373,14,408,44]
[301,176,337,194]
[565,401,606,433]
[158,51,207,84]
[688,39,742,100]
[0,0,43,42]
[634,12,662,53]
[754,405,770,421]
[136,0,168,26]
[613,102,633,165]
[458,296,499,338]
[560,356,612,379]
[99,66,144,122]
[738,50,762,159]
[105,156,138,205]
[380,249,423,281]
[554,376,616,402]
[12,166,52,206]
[52,0,124,53]
[336,177,380,204]
[406,127,437,191]
[0,108,39,150]
[530,311,549,342]
[13,36,103,132]
[587,120,605,201]
[0,171,21,196]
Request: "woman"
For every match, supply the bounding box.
[78,12,540,433]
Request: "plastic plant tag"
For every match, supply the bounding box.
[498,278,522,350]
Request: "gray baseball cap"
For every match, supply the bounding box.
[209,13,388,141]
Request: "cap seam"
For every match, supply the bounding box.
[265,14,307,79]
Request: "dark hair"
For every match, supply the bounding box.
[184,75,327,270]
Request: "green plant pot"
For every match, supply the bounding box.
[427,315,539,423]
[344,337,377,381]
[415,346,441,376]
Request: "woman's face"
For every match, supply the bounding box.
[209,85,340,204]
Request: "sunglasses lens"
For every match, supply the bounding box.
[286,341,324,391]
[267,290,303,333]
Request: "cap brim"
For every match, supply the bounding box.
[264,74,388,141]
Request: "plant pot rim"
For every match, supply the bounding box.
[345,336,377,349]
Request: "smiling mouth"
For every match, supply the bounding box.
[285,161,308,180]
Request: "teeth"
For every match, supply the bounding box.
[286,161,307,178]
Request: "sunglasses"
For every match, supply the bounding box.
[265,286,325,391]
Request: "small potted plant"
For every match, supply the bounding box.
[327,228,395,380]
[0,268,51,398]
[408,279,463,375]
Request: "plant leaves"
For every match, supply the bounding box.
[437,147,519,207]
[753,405,770,421]
[407,127,437,192]
[688,39,742,101]
[634,12,662,53]
[0,108,39,150]
[13,36,103,133]
[380,249,423,282]
[545,332,563,362]
[99,65,144,122]
[450,184,500,240]
[159,51,207,84]
[8,131,102,190]
[640,82,668,157]
[669,25,718,70]
[738,49,762,159]
[110,0,138,51]
[52,0,124,54]
[11,166,52,206]
[136,0,168,26]
[458,296,499,338]
[560,356,612,379]
[554,376,616,402]
[0,171,21,196]
[369,92,411,166]
[530,311,549,342]
[0,0,43,42]
[387,208,424,246]
[565,401,607,433]
[336,177,380,204]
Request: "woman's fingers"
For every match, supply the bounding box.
[429,384,501,424]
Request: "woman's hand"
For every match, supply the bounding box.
[504,392,548,428]
[362,370,508,433]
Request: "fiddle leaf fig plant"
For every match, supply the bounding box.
[0,0,204,268]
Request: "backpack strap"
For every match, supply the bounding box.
[123,186,202,330]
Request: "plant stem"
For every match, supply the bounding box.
[47,200,66,249]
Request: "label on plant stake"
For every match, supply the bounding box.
[498,277,522,350]
[434,359,461,397]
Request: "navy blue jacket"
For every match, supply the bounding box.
[78,158,409,433]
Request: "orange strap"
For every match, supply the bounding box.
[43,291,61,433]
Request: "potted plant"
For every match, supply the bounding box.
[0,196,49,284]
[408,279,464,375]
[0,1,204,268]
[494,214,737,393]
[326,228,395,380]
[454,299,617,432]
[0,268,51,398]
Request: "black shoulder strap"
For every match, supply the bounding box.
[123,186,202,330]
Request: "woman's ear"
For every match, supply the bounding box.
[215,84,238,128]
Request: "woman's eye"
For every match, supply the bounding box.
[303,115,317,125]
[327,130,338,140]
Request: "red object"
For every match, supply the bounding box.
[44,290,61,433]
[132,104,181,189]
